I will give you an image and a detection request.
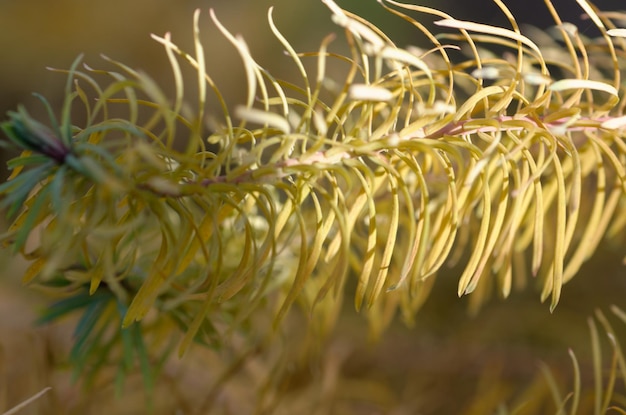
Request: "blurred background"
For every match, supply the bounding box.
[0,0,625,413]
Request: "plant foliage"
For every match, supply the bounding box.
[0,0,626,411]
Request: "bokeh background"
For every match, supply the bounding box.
[1,0,625,413]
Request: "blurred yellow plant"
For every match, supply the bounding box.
[0,0,625,411]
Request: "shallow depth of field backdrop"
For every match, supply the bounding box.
[0,0,625,413]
